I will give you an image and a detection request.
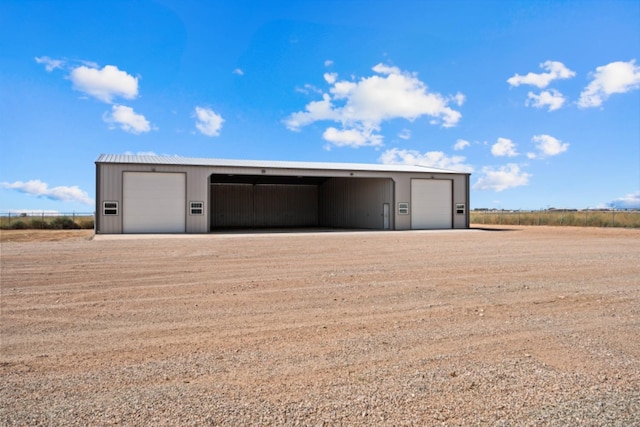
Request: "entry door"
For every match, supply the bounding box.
[383,203,390,229]
[123,172,186,233]
[411,179,452,229]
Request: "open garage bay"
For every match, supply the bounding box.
[1,227,639,425]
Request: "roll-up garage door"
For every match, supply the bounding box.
[123,172,186,233]
[411,179,452,229]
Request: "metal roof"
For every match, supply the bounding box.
[95,154,468,175]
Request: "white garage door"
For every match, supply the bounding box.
[123,172,186,233]
[411,179,452,229]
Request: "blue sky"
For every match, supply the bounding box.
[1,0,639,213]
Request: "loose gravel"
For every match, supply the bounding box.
[1,226,639,425]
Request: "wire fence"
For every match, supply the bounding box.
[0,212,95,230]
[471,209,640,228]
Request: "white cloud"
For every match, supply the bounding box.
[526,89,566,111]
[472,164,531,192]
[324,72,338,84]
[123,151,158,156]
[507,60,576,88]
[285,63,464,148]
[578,60,640,108]
[609,191,640,209]
[379,148,473,173]
[453,139,470,150]
[451,92,466,106]
[324,60,334,67]
[103,105,152,134]
[398,129,411,140]
[295,84,323,95]
[1,180,93,205]
[322,127,382,148]
[194,106,224,137]
[70,64,138,103]
[7,209,60,215]
[491,137,518,157]
[530,134,569,158]
[35,56,64,72]
[233,68,244,76]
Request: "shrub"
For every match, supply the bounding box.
[9,220,28,229]
[50,217,81,230]
[77,218,94,229]
[29,218,51,229]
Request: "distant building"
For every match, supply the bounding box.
[95,154,470,234]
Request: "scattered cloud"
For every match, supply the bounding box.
[34,56,64,72]
[527,134,569,158]
[285,63,464,149]
[379,148,473,173]
[451,92,466,106]
[233,68,244,75]
[578,59,640,108]
[491,137,518,157]
[7,209,61,215]
[507,60,575,88]
[453,139,470,151]
[124,151,158,156]
[398,129,411,140]
[295,84,323,95]
[1,180,93,205]
[526,89,566,111]
[322,127,381,149]
[324,60,333,67]
[194,106,224,137]
[103,105,153,134]
[323,72,338,84]
[609,191,640,209]
[472,164,531,192]
[70,64,138,103]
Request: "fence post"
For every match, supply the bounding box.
[611,209,615,227]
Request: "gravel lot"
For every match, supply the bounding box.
[1,226,639,426]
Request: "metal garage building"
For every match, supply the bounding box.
[95,154,470,234]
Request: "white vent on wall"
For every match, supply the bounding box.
[103,201,119,216]
[190,201,204,215]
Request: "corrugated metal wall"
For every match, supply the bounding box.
[210,184,318,228]
[319,178,393,229]
[254,185,318,227]
[96,160,469,234]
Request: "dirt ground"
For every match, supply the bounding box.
[1,226,639,425]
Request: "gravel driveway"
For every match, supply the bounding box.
[1,226,639,425]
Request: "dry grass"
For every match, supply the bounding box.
[0,229,94,243]
[472,210,640,228]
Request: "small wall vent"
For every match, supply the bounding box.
[103,201,119,216]
[189,201,204,215]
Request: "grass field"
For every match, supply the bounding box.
[471,209,640,228]
[0,214,94,230]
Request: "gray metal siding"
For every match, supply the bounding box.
[254,185,318,227]
[319,178,393,229]
[210,184,318,228]
[210,184,253,228]
[95,156,470,233]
